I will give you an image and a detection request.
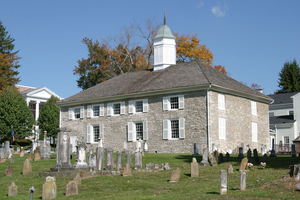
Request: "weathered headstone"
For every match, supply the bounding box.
[96,146,104,170]
[88,150,96,168]
[144,141,149,153]
[134,152,142,169]
[65,181,78,196]
[292,144,296,157]
[106,147,113,171]
[125,151,132,168]
[208,153,218,166]
[22,159,32,175]
[295,165,300,180]
[42,176,57,199]
[270,138,276,157]
[192,143,200,156]
[164,163,170,170]
[199,147,209,166]
[240,171,246,191]
[155,164,159,169]
[253,149,259,164]
[4,141,11,155]
[73,173,82,185]
[17,147,20,153]
[146,163,154,169]
[117,152,123,170]
[5,165,13,176]
[213,150,219,163]
[34,146,41,161]
[0,148,4,159]
[123,163,132,176]
[239,158,248,171]
[10,155,14,163]
[227,164,233,173]
[247,149,252,158]
[169,168,181,182]
[263,153,268,163]
[219,153,224,163]
[226,152,230,162]
[220,170,227,195]
[26,154,33,161]
[19,147,24,157]
[73,141,88,170]
[191,158,199,177]
[238,147,244,158]
[8,182,17,196]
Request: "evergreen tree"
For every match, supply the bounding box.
[0,86,34,141]
[278,59,300,93]
[0,20,21,91]
[38,96,60,143]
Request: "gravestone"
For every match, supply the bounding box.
[4,141,11,155]
[164,163,170,170]
[123,163,132,176]
[146,163,154,169]
[96,146,104,170]
[247,149,252,158]
[226,152,230,162]
[73,141,88,170]
[134,152,142,169]
[22,159,32,175]
[192,143,200,156]
[125,151,132,168]
[34,146,41,161]
[6,165,13,176]
[213,150,219,163]
[253,149,259,164]
[220,170,227,195]
[17,147,20,153]
[239,158,248,171]
[65,181,78,196]
[89,153,96,171]
[190,158,199,177]
[199,147,210,166]
[8,182,17,196]
[292,144,296,157]
[260,144,264,155]
[263,154,268,163]
[240,171,246,191]
[227,164,233,173]
[155,164,159,169]
[270,138,276,157]
[73,173,82,185]
[169,168,181,182]
[246,144,250,151]
[208,153,218,166]
[106,147,113,171]
[117,152,123,170]
[0,148,4,159]
[10,156,14,163]
[238,147,244,158]
[219,153,224,163]
[42,176,57,199]
[51,128,74,171]
[144,141,149,153]
[19,147,24,157]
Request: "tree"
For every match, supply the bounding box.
[38,96,60,144]
[0,21,21,92]
[278,59,300,93]
[0,86,34,141]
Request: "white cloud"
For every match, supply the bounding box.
[197,1,204,8]
[211,3,228,17]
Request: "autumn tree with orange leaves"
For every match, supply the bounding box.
[0,21,20,91]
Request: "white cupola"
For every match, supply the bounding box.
[153,11,176,71]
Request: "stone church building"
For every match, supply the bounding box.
[57,17,273,154]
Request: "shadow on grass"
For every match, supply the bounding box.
[206,192,219,195]
[184,173,191,177]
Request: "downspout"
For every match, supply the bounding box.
[54,104,61,128]
[206,84,212,152]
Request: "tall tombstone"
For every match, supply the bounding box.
[247,149,252,158]
[0,148,4,159]
[270,138,277,157]
[239,158,248,171]
[220,170,227,195]
[117,152,123,170]
[240,171,246,191]
[42,176,57,200]
[238,147,244,158]
[34,146,41,161]
[22,159,32,175]
[96,146,104,170]
[199,147,210,166]
[65,181,78,196]
[219,153,224,163]
[253,149,259,164]
[73,141,88,170]
[106,147,113,171]
[292,144,296,157]
[192,143,200,156]
[190,158,199,177]
[8,182,17,196]
[19,147,24,157]
[4,141,10,155]
[226,152,230,162]
[50,128,74,171]
[87,150,93,166]
[125,151,132,168]
[134,151,142,169]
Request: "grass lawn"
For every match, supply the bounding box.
[0,153,300,199]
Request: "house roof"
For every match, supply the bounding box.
[269,115,296,125]
[268,92,298,105]
[16,85,36,93]
[58,61,273,106]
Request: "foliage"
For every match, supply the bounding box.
[0,86,34,140]
[15,138,32,146]
[38,95,60,140]
[278,59,300,93]
[0,20,20,92]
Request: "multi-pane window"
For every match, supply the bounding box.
[135,101,143,113]
[284,136,289,144]
[113,103,120,115]
[87,104,104,118]
[69,107,84,120]
[93,105,100,117]
[170,97,179,109]
[107,102,125,116]
[171,120,179,138]
[127,121,147,141]
[135,123,143,140]
[74,108,81,119]
[93,125,100,143]
[128,99,148,114]
[163,95,184,111]
[86,124,104,144]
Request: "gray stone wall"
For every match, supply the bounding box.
[209,91,270,153]
[60,90,208,153]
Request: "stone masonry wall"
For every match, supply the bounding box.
[209,91,270,153]
[60,90,208,154]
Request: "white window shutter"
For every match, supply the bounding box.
[129,101,134,114]
[163,97,169,111]
[143,99,148,113]
[87,105,92,118]
[120,102,125,114]
[219,118,226,139]
[251,101,257,115]
[86,125,92,143]
[218,94,225,110]
[179,95,184,109]
[107,103,112,116]
[163,120,169,139]
[143,121,148,140]
[68,108,74,120]
[80,106,84,119]
[179,118,185,139]
[100,104,104,116]
[128,122,134,141]
[252,122,258,142]
[100,124,104,140]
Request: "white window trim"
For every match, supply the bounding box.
[69,106,84,120]
[162,118,185,140]
[219,117,226,140]
[251,101,257,116]
[252,122,258,142]
[283,136,290,144]
[128,121,148,142]
[218,94,225,110]
[107,102,125,116]
[86,124,104,144]
[163,95,184,111]
[128,99,148,114]
[87,104,104,118]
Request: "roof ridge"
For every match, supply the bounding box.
[195,60,211,84]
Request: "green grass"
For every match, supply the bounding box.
[0,153,300,199]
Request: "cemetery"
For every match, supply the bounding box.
[1,138,300,199]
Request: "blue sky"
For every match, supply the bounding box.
[1,1,299,98]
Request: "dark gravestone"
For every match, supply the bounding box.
[219,153,224,163]
[192,143,200,156]
[269,138,277,157]
[247,149,252,158]
[238,147,244,158]
[226,152,230,162]
[292,144,296,157]
[253,149,259,164]
[263,154,268,163]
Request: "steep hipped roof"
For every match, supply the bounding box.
[58,61,273,106]
[268,92,298,105]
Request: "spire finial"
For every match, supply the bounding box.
[164,10,166,25]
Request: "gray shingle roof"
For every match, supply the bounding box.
[58,61,273,105]
[268,92,298,105]
[269,115,295,125]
